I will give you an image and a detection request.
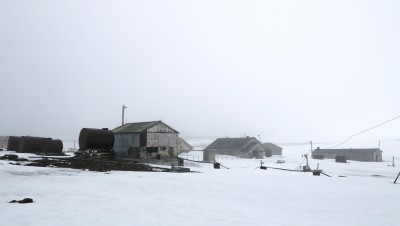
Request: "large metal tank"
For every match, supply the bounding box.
[79,128,114,150]
[7,136,22,151]
[40,139,63,153]
[18,136,48,153]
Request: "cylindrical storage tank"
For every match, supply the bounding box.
[41,139,63,153]
[18,136,48,153]
[79,128,114,150]
[7,136,22,151]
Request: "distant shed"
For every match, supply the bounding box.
[177,138,193,154]
[312,148,382,162]
[263,142,283,155]
[203,137,266,161]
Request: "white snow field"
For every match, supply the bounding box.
[1,143,399,226]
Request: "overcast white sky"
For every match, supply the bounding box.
[1,0,399,146]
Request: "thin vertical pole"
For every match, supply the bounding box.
[122,105,127,126]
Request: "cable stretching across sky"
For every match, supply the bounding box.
[326,115,400,149]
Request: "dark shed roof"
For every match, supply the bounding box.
[313,148,382,155]
[263,143,282,150]
[113,121,179,134]
[205,137,260,151]
[178,138,193,150]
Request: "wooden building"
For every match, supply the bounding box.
[203,137,266,161]
[177,138,193,154]
[263,142,283,156]
[312,147,383,162]
[113,121,179,159]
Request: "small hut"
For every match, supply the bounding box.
[113,121,179,159]
[177,138,193,154]
[312,147,383,162]
[203,137,266,161]
[263,142,283,155]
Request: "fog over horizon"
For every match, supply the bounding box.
[1,1,399,148]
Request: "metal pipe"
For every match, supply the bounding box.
[122,105,127,125]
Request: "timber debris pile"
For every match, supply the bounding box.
[1,127,191,173]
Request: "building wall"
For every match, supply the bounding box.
[113,133,140,158]
[203,140,267,161]
[203,148,258,161]
[147,133,178,148]
[113,132,178,158]
[312,150,382,162]
[270,148,282,155]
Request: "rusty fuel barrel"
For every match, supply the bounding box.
[7,136,22,151]
[18,136,48,153]
[79,128,114,150]
[40,139,63,153]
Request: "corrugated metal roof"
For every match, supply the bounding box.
[113,121,179,134]
[204,137,260,151]
[113,121,160,134]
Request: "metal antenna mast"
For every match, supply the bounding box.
[122,105,127,125]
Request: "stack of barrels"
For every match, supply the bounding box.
[7,136,63,154]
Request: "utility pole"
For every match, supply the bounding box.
[122,105,127,126]
[301,153,311,172]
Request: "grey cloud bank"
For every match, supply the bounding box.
[1,1,399,147]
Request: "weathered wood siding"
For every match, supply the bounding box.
[113,133,140,158]
[147,122,176,133]
[113,122,178,158]
[147,133,177,147]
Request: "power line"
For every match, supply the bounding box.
[325,115,400,149]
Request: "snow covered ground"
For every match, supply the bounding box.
[1,144,400,226]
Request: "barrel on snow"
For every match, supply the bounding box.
[79,128,114,150]
[7,136,22,151]
[18,136,48,153]
[41,139,63,153]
